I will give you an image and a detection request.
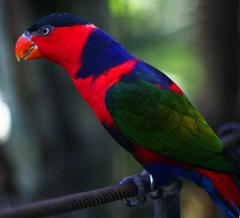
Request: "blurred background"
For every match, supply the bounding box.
[0,0,239,218]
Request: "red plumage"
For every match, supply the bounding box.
[14,13,240,217]
[72,59,137,125]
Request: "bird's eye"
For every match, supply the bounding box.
[38,25,53,36]
[42,27,50,35]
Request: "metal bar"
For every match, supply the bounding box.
[0,179,145,218]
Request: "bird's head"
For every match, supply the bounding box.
[15,13,96,74]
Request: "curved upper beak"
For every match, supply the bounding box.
[15,32,43,62]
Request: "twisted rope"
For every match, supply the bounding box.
[0,175,150,218]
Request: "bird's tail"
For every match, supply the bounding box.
[199,169,240,218]
[180,180,221,218]
[180,172,240,218]
[217,122,240,217]
[232,175,240,217]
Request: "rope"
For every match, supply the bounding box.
[0,175,150,218]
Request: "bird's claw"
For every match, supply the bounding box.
[119,171,182,207]
[149,179,182,199]
[119,171,150,207]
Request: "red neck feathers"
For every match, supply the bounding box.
[72,59,137,125]
[32,24,96,76]
[32,23,137,124]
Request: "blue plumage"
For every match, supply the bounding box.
[121,61,174,89]
[75,29,133,78]
[104,124,133,152]
[16,12,240,217]
[144,163,236,218]
[28,13,89,32]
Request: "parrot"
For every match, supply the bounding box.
[15,13,240,217]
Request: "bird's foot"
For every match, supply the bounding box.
[119,170,151,207]
[149,178,182,199]
[119,171,182,207]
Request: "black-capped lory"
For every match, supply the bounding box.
[15,13,240,217]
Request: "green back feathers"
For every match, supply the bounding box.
[106,77,237,174]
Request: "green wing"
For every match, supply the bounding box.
[106,78,237,174]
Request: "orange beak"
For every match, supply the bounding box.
[15,33,43,62]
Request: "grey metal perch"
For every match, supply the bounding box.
[0,176,149,218]
[0,174,181,218]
